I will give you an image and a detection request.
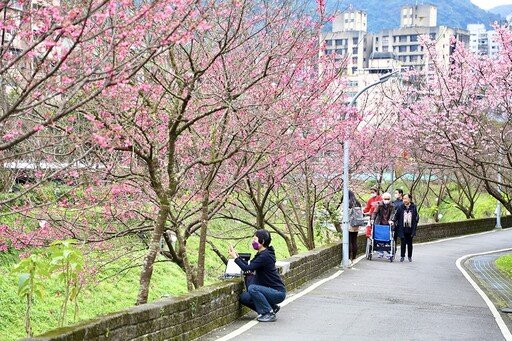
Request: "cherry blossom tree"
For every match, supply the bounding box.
[396,27,512,214]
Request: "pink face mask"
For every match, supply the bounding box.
[252,241,260,250]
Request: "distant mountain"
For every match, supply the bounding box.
[326,0,503,33]
[488,4,512,18]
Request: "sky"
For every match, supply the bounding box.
[471,0,512,10]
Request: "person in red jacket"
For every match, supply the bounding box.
[363,186,381,216]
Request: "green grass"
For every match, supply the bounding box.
[496,254,512,280]
[0,225,304,341]
[0,250,190,341]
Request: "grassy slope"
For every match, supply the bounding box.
[0,227,300,341]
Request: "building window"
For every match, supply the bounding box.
[399,46,407,52]
[399,35,407,42]
[410,45,419,52]
[335,39,343,45]
[325,40,332,46]
[353,47,358,54]
[410,34,418,42]
[353,37,358,44]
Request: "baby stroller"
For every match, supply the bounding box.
[365,224,395,262]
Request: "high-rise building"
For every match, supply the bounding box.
[321,5,469,74]
[372,5,469,71]
[467,24,500,58]
[320,10,371,76]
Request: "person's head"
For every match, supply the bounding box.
[370,186,380,197]
[382,192,391,204]
[394,188,403,200]
[349,190,360,207]
[403,193,412,206]
[253,229,271,251]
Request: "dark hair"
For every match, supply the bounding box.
[403,193,412,200]
[254,229,271,247]
[349,190,361,208]
[395,188,403,196]
[370,186,380,195]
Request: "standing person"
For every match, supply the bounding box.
[363,186,381,216]
[393,194,419,262]
[348,190,363,266]
[228,229,286,322]
[392,188,404,250]
[371,192,395,258]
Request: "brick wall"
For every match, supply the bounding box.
[24,217,511,341]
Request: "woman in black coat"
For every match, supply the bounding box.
[393,194,419,262]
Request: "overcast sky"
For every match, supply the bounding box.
[471,0,512,10]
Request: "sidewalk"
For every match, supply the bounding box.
[198,229,512,341]
[464,251,512,319]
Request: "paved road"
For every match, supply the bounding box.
[199,229,512,341]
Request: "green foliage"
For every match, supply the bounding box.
[47,240,85,327]
[496,254,512,279]
[10,253,49,337]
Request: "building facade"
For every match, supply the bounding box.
[321,5,470,74]
[321,10,371,76]
[467,23,500,58]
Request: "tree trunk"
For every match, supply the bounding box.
[278,202,298,255]
[196,189,209,287]
[136,202,169,305]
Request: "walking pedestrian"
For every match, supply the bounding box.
[392,188,404,249]
[363,186,381,216]
[348,190,364,266]
[228,229,286,322]
[393,194,419,262]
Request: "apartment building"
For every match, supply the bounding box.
[467,23,500,58]
[321,5,470,74]
[320,10,372,76]
[372,5,469,71]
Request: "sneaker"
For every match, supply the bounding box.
[400,257,404,262]
[272,305,280,314]
[257,312,277,322]
[408,257,412,262]
[378,252,384,258]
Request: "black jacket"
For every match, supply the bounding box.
[394,202,419,238]
[234,246,286,292]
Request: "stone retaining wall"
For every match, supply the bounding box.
[25,216,511,341]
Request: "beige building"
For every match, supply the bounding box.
[372,5,469,71]
[321,5,469,74]
[320,10,372,76]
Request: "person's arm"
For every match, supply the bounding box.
[371,205,379,222]
[389,205,396,224]
[234,252,269,272]
[363,199,372,214]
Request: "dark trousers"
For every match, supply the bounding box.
[349,231,358,260]
[400,233,413,258]
[240,284,286,314]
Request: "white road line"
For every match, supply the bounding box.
[456,249,512,341]
[215,257,365,341]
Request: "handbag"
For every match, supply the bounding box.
[349,207,366,227]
